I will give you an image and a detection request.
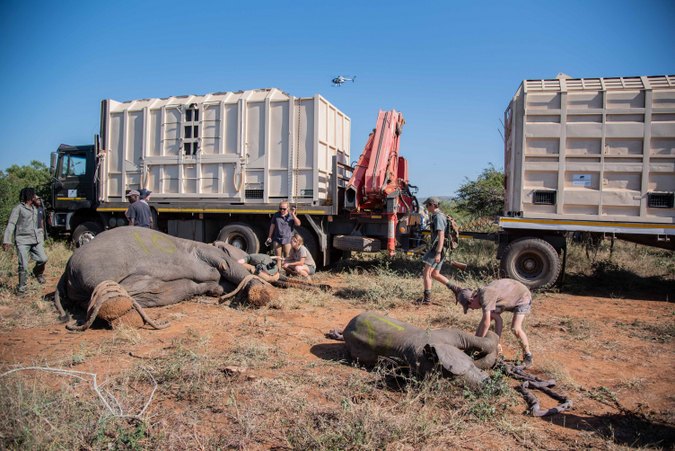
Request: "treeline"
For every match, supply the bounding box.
[0,161,51,233]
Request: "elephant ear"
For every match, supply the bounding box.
[423,343,474,377]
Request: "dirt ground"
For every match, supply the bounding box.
[1,271,674,449]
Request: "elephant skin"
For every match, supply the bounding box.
[55,227,273,327]
[342,312,499,389]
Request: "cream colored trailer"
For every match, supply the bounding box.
[101,88,350,206]
[498,75,675,289]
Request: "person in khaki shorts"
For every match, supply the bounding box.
[450,278,533,367]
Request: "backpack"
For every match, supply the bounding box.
[430,212,460,253]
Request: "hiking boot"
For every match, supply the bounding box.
[523,353,533,368]
[16,271,27,294]
[36,274,46,284]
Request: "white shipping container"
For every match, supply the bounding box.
[101,88,351,205]
[504,75,675,223]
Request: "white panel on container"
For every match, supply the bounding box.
[109,175,122,198]
[567,92,603,109]
[526,93,561,110]
[571,174,593,187]
[652,123,675,138]
[298,101,314,167]
[567,138,601,156]
[127,173,141,190]
[183,164,197,194]
[606,91,644,109]
[604,172,641,190]
[202,105,220,155]
[652,90,675,108]
[328,106,335,145]
[296,171,313,197]
[649,172,675,191]
[109,113,124,172]
[222,164,236,197]
[651,138,675,156]
[224,104,238,155]
[148,109,161,156]
[268,171,288,197]
[127,111,143,164]
[605,139,643,156]
[319,99,327,143]
[164,108,181,156]
[525,138,559,155]
[269,102,289,169]
[524,171,557,188]
[526,115,560,123]
[246,102,264,163]
[163,166,179,193]
[336,114,344,150]
[567,114,602,123]
[148,166,161,192]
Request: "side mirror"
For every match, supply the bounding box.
[50,152,57,176]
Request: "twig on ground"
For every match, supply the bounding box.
[0,365,158,420]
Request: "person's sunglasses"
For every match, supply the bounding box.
[279,207,287,211]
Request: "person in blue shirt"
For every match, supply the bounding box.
[266,201,301,259]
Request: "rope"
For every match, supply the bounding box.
[66,281,168,332]
[500,361,573,417]
[218,274,271,303]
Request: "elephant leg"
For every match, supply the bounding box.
[122,275,224,307]
[454,330,500,370]
[423,344,488,390]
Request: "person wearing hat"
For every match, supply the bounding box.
[449,278,533,367]
[125,189,153,228]
[419,196,455,304]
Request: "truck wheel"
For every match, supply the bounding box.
[72,221,103,248]
[217,224,259,254]
[500,238,561,290]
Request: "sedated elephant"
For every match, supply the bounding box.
[334,311,499,389]
[55,227,275,331]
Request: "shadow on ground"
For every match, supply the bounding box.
[549,411,675,448]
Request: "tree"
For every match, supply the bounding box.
[0,161,51,233]
[453,164,505,217]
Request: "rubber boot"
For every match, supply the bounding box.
[418,289,431,305]
[33,263,46,284]
[17,271,28,294]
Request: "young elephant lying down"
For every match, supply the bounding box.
[332,311,499,389]
[55,227,275,331]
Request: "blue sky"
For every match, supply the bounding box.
[1,0,673,197]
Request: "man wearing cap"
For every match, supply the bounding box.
[419,197,455,304]
[125,190,153,228]
[450,279,533,367]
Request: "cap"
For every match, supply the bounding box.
[423,196,440,206]
[457,288,474,314]
[139,189,152,200]
[126,190,140,197]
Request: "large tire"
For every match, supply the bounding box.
[500,238,561,290]
[217,223,260,254]
[72,221,103,248]
[333,235,381,252]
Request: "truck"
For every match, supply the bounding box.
[48,88,423,264]
[483,74,675,289]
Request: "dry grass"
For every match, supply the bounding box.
[1,237,674,449]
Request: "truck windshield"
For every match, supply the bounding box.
[59,154,87,178]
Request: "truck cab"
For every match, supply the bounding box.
[49,144,102,244]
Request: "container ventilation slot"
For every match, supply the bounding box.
[245,189,264,199]
[647,192,674,209]
[533,190,557,205]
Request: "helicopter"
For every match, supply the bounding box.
[332,75,356,86]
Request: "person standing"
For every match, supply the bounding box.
[34,196,46,243]
[125,190,152,228]
[419,197,455,305]
[451,278,534,367]
[266,201,301,259]
[2,187,48,293]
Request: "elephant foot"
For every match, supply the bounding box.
[245,282,275,308]
[110,309,145,329]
